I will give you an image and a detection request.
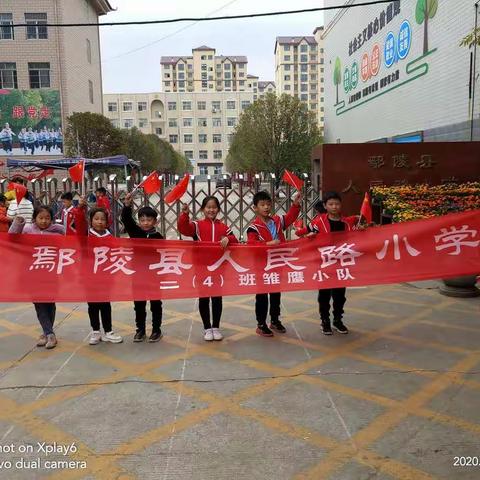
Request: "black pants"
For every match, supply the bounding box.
[198,297,222,329]
[318,288,347,322]
[34,303,56,336]
[88,302,112,332]
[255,292,281,325]
[134,300,162,332]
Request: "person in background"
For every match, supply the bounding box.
[0,194,10,232]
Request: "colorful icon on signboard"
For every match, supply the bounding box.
[370,44,381,75]
[351,61,359,89]
[384,31,396,67]
[397,20,412,59]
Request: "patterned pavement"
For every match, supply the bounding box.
[0,283,479,479]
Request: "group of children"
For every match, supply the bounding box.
[0,123,63,155]
[7,188,361,350]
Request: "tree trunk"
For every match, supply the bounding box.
[336,83,339,104]
[423,8,429,54]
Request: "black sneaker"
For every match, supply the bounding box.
[270,320,286,333]
[333,320,349,334]
[321,321,333,336]
[133,330,146,342]
[148,330,163,343]
[256,324,274,337]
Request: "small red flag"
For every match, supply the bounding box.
[138,171,162,195]
[68,159,85,183]
[360,192,373,224]
[164,174,190,204]
[282,170,304,190]
[7,182,27,204]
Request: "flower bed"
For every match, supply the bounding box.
[371,182,480,223]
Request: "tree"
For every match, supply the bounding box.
[415,0,438,55]
[226,93,321,178]
[65,112,125,158]
[333,57,342,105]
[461,28,480,48]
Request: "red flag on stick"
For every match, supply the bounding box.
[164,174,190,204]
[7,183,27,205]
[138,171,162,194]
[360,192,373,224]
[282,170,304,190]
[68,159,85,183]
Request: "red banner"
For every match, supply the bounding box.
[0,211,479,303]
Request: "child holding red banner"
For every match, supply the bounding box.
[178,196,238,341]
[9,206,65,349]
[0,194,10,232]
[296,191,359,335]
[74,200,123,346]
[247,190,302,337]
[121,193,164,343]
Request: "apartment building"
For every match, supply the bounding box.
[103,91,256,175]
[274,27,325,133]
[258,81,276,97]
[0,0,112,127]
[161,46,250,94]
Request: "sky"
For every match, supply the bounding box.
[100,0,325,93]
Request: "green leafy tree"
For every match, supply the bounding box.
[226,93,321,178]
[333,57,342,104]
[65,112,125,158]
[461,28,480,48]
[415,0,438,55]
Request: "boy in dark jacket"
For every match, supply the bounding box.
[121,193,164,342]
[247,190,302,337]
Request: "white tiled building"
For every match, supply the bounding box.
[274,28,325,133]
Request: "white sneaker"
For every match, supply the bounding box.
[212,328,223,341]
[101,331,123,344]
[89,331,101,345]
[204,329,214,341]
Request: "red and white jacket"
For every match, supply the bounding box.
[247,204,300,244]
[296,213,358,236]
[61,206,77,235]
[178,213,238,243]
[73,207,111,237]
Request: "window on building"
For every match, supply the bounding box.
[284,55,291,62]
[284,75,290,81]
[0,62,17,89]
[213,134,222,143]
[284,65,291,71]
[199,165,208,175]
[28,62,50,88]
[213,165,222,175]
[300,55,308,63]
[311,93,317,100]
[202,81,208,88]
[197,101,206,110]
[212,118,222,127]
[198,118,207,127]
[300,44,308,53]
[137,101,147,112]
[213,150,222,160]
[155,127,162,135]
[122,102,133,112]
[239,72,245,78]
[123,119,134,129]
[321,87,324,93]
[300,94,308,101]
[168,118,177,127]
[0,14,14,40]
[284,45,290,51]
[199,150,208,160]
[301,84,308,92]
[301,74,308,82]
[138,118,148,128]
[182,101,192,110]
[320,58,324,64]
[301,64,308,72]
[311,74,317,81]
[184,150,193,160]
[177,63,185,70]
[188,64,193,70]
[208,55,213,60]
[183,117,193,127]
[168,102,176,111]
[224,63,231,70]
[178,72,185,80]
[310,84,317,91]
[107,102,117,112]
[239,80,245,87]
[183,134,193,143]
[227,117,236,127]
[110,119,119,128]
[241,100,251,110]
[199,134,207,143]
[178,81,185,89]
[310,103,317,110]
[284,84,291,91]
[224,80,231,89]
[86,39,92,64]
[25,13,48,39]
[212,100,221,111]
[88,80,94,104]
[310,54,317,62]
[224,72,231,80]
[227,100,236,110]
[169,134,178,143]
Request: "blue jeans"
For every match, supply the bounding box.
[34,303,56,335]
